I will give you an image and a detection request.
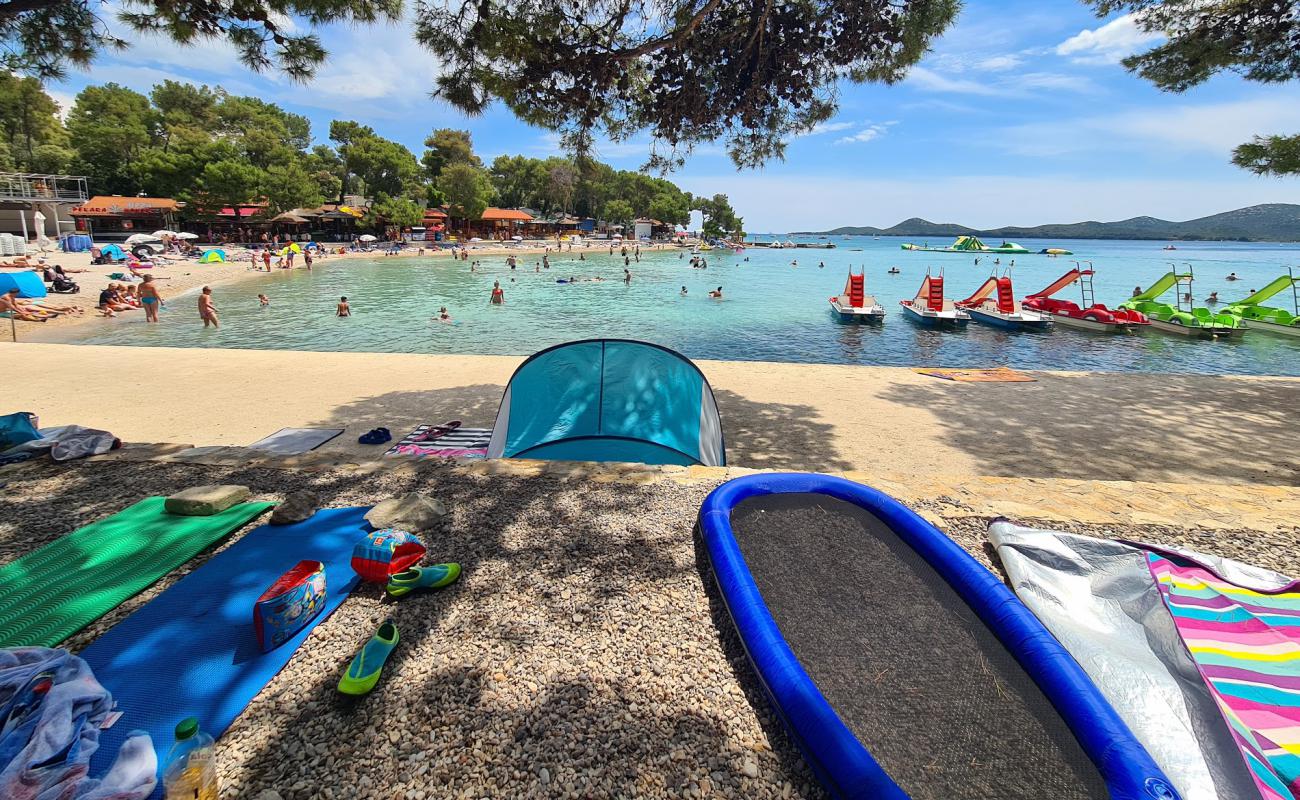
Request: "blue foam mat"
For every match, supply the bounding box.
[79,507,372,784]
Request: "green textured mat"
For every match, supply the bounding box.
[0,496,273,647]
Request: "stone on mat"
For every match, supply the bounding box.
[164,484,251,516]
[270,490,320,525]
[364,492,447,532]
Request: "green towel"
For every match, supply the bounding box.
[0,496,273,647]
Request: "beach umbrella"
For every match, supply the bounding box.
[125,233,163,245]
[358,234,377,242]
[175,232,199,240]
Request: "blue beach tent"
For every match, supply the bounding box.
[0,271,46,298]
[487,339,725,466]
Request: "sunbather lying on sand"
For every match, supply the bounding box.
[0,288,53,321]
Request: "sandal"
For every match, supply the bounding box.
[409,420,461,443]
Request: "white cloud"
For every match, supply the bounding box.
[675,172,1300,233]
[802,120,856,136]
[906,66,1002,96]
[975,55,1022,72]
[990,96,1300,158]
[45,90,76,121]
[835,123,891,145]
[1014,72,1099,94]
[1056,13,1162,64]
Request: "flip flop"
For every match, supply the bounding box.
[409,420,462,443]
[338,620,399,696]
[386,563,462,598]
[358,428,392,445]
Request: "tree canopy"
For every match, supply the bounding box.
[3,0,957,169]
[20,76,711,231]
[1089,0,1300,176]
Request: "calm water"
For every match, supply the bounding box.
[56,237,1300,375]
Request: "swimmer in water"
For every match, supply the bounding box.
[708,286,723,298]
[681,286,688,295]
[435,306,452,322]
[337,296,350,317]
[490,281,504,305]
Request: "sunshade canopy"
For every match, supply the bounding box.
[487,339,725,467]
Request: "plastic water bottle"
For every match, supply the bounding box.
[162,717,218,800]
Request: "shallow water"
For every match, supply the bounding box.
[57,236,1300,375]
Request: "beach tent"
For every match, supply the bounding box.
[199,249,227,263]
[99,244,126,261]
[487,339,725,467]
[0,271,47,298]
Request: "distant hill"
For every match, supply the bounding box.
[797,204,1300,242]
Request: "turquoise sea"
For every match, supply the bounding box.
[56,236,1300,376]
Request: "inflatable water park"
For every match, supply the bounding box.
[900,235,1069,255]
[1120,268,1245,339]
[829,268,886,322]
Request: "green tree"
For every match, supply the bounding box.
[263,161,324,214]
[545,161,578,214]
[368,194,425,228]
[648,191,689,227]
[695,193,742,238]
[304,145,344,201]
[437,162,493,221]
[603,199,634,230]
[6,1,953,169]
[488,155,540,209]
[150,80,219,130]
[0,73,71,172]
[422,128,480,180]
[191,158,266,215]
[2,0,401,80]
[347,135,421,198]
[66,83,154,194]
[1087,0,1300,175]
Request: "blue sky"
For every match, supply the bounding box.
[53,0,1300,232]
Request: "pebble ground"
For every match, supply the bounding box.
[2,458,1295,798]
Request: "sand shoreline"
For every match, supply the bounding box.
[3,342,1295,486]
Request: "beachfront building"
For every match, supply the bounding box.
[0,172,89,242]
[634,218,675,241]
[70,195,182,242]
[475,207,533,240]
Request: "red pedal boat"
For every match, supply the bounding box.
[1022,265,1149,333]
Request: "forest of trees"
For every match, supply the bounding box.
[0,75,743,236]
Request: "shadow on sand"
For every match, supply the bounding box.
[879,371,1298,485]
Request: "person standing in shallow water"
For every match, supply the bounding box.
[139,275,162,323]
[197,286,219,328]
[490,280,505,305]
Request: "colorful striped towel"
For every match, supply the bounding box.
[1147,551,1300,800]
[384,425,491,459]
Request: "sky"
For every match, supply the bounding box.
[50,0,1300,232]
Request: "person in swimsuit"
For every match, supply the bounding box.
[337,296,351,317]
[139,275,162,322]
[681,286,688,295]
[435,306,452,323]
[258,293,270,307]
[709,286,723,298]
[197,286,219,328]
[0,288,52,321]
[262,250,272,271]
[490,281,504,305]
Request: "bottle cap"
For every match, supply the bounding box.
[174,717,198,740]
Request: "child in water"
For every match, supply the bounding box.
[337,296,350,317]
[258,293,270,307]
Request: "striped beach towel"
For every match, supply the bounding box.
[385,424,492,459]
[1148,552,1300,800]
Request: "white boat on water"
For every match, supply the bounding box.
[829,268,885,322]
[899,271,970,328]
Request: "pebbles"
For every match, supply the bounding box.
[6,457,1292,799]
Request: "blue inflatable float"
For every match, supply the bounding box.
[698,473,1179,800]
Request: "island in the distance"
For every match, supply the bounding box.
[794,203,1300,243]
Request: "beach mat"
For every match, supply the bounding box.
[0,497,273,648]
[385,424,491,459]
[913,367,1036,383]
[248,427,344,455]
[80,507,372,784]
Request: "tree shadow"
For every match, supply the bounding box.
[711,389,853,472]
[291,384,852,472]
[878,372,1299,485]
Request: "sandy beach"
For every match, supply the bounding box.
[2,342,1296,485]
